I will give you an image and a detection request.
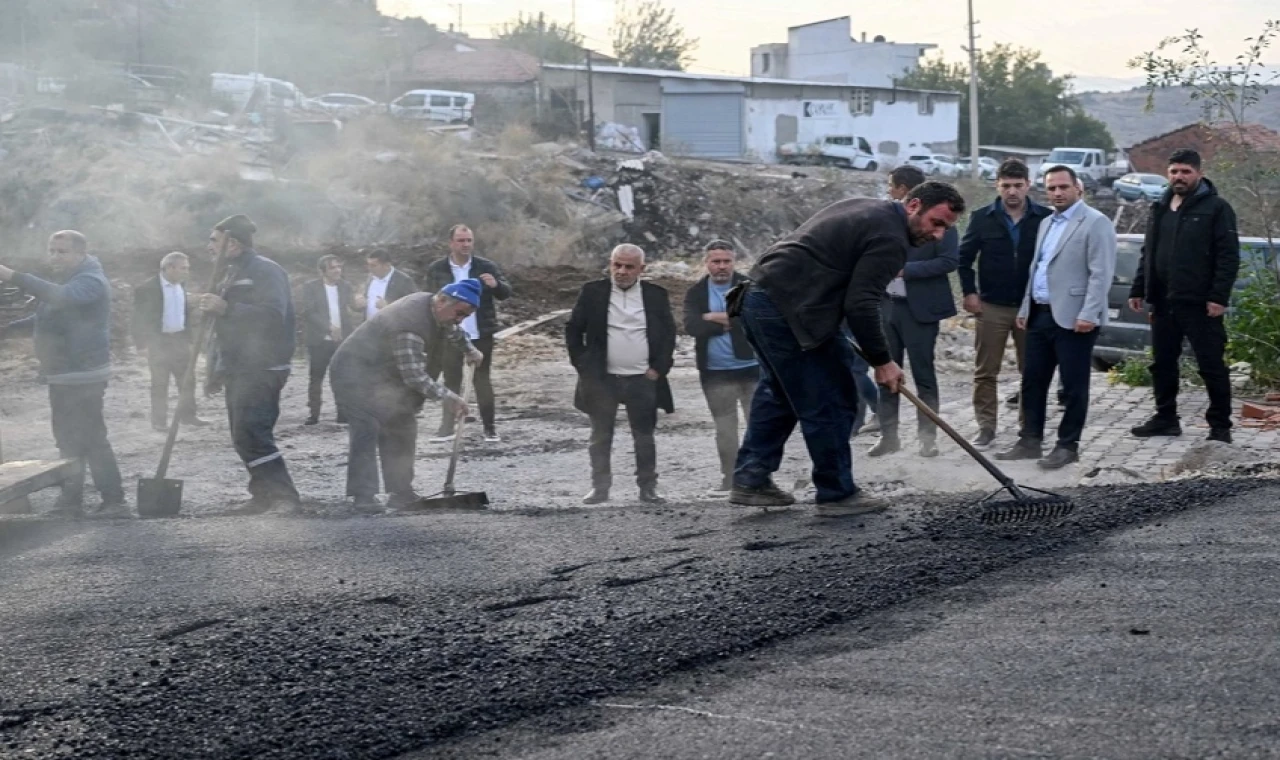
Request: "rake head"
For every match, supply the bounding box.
[978,484,1075,525]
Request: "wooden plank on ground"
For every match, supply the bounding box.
[0,460,74,505]
[494,309,572,341]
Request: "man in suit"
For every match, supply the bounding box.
[424,224,513,443]
[353,248,417,320]
[957,159,1054,448]
[133,251,209,432]
[868,166,960,459]
[1128,148,1240,444]
[298,254,357,425]
[566,244,677,505]
[996,166,1117,470]
[682,240,757,496]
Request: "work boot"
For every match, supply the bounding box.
[867,436,900,457]
[352,495,383,515]
[1208,428,1233,444]
[638,486,666,504]
[815,491,890,518]
[972,428,996,448]
[994,438,1043,461]
[1037,446,1079,470]
[228,496,271,516]
[919,439,939,458]
[582,488,609,505]
[729,481,795,507]
[1130,416,1182,438]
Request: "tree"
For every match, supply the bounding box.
[495,13,585,65]
[898,44,1114,152]
[610,0,696,71]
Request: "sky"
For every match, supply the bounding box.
[378,0,1278,92]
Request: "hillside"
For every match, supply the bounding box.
[1079,86,1280,148]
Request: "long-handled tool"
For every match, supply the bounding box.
[418,367,489,510]
[136,238,231,518]
[853,346,1074,524]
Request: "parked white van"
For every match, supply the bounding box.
[211,72,306,111]
[1037,147,1107,190]
[388,89,475,124]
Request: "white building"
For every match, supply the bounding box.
[750,17,935,88]
[541,64,960,165]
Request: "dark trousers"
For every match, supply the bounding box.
[847,342,880,433]
[1150,301,1233,430]
[147,332,198,426]
[1019,308,1099,449]
[224,370,299,503]
[700,367,759,479]
[48,382,124,506]
[587,374,659,490]
[332,370,421,499]
[734,288,859,503]
[434,335,496,433]
[876,297,941,441]
[307,341,343,420]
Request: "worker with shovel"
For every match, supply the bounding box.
[329,281,481,513]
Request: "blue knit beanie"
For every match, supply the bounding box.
[442,278,482,308]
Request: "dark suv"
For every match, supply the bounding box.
[1093,233,1278,369]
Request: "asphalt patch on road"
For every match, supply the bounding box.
[0,477,1265,759]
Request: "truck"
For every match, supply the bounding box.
[1036,147,1108,191]
[778,134,879,170]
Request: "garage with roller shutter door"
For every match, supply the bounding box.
[661,81,745,159]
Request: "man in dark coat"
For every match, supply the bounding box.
[330,283,479,512]
[133,251,209,432]
[199,215,301,513]
[0,230,126,516]
[682,240,757,496]
[298,254,357,425]
[730,182,965,516]
[566,244,677,505]
[423,224,513,443]
[1129,148,1240,444]
[353,247,417,320]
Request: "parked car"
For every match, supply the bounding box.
[307,93,378,119]
[211,72,306,111]
[1113,173,1169,203]
[1092,233,1278,369]
[955,156,999,179]
[389,89,474,124]
[778,134,878,170]
[904,153,961,178]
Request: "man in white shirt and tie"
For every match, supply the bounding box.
[996,166,1117,470]
[299,255,356,425]
[132,251,208,432]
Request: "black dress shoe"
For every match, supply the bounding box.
[1037,446,1079,470]
[582,488,609,504]
[867,437,900,457]
[1006,392,1021,407]
[1208,428,1233,444]
[638,487,667,504]
[994,438,1043,461]
[972,428,996,448]
[1131,416,1182,438]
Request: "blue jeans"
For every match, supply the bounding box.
[847,340,880,433]
[734,289,860,503]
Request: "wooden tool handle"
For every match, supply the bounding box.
[441,366,473,495]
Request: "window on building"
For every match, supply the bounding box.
[761,53,771,73]
[850,89,873,116]
[918,94,934,115]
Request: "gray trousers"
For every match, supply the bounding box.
[332,366,422,499]
[876,297,941,442]
[700,367,758,479]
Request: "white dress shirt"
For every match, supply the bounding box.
[449,258,480,340]
[160,274,185,334]
[324,283,342,334]
[606,282,649,376]
[1032,200,1083,304]
[366,269,393,319]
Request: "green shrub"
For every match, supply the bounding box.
[1227,256,1280,390]
[1109,350,1153,387]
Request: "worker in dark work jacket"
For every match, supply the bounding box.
[728,182,966,517]
[1129,148,1240,444]
[330,283,481,513]
[200,215,302,513]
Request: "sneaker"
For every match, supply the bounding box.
[867,437,901,457]
[815,491,890,517]
[972,428,996,448]
[483,429,502,443]
[1208,428,1232,444]
[1130,417,1182,438]
[729,481,796,507]
[582,488,609,504]
[428,432,455,444]
[706,477,733,498]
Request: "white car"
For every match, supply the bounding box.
[308,93,378,119]
[904,153,961,178]
[956,156,1000,179]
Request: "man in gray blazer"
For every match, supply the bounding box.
[996,165,1117,469]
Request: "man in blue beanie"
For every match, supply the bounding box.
[0,230,127,517]
[330,281,482,512]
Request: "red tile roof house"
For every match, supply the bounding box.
[1128,122,1280,174]
[386,39,543,126]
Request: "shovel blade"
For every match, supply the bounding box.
[137,477,183,518]
[415,491,490,511]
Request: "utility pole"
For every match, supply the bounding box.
[253,4,261,72]
[586,49,596,152]
[965,0,981,179]
[136,0,144,65]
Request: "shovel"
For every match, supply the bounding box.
[137,238,231,518]
[417,366,489,510]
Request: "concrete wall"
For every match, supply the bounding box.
[784,20,928,88]
[749,43,790,79]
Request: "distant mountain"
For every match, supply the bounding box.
[1078,83,1280,148]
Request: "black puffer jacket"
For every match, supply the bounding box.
[1131,178,1240,307]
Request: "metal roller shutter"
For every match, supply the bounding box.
[661,93,744,159]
